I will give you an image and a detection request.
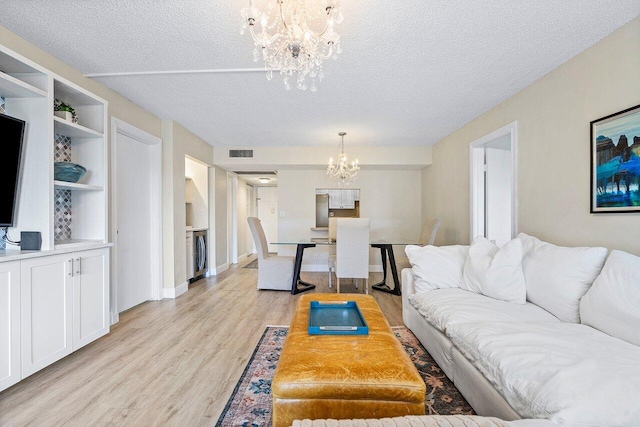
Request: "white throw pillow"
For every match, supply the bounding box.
[518,233,607,323]
[460,237,526,304]
[580,250,640,346]
[405,245,468,293]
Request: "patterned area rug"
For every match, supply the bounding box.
[216,326,474,426]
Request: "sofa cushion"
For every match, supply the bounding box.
[460,237,526,304]
[447,322,640,426]
[580,250,640,346]
[408,289,559,334]
[405,245,468,293]
[518,233,607,323]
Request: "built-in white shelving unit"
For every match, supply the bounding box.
[53,181,104,191]
[0,45,108,250]
[0,44,111,394]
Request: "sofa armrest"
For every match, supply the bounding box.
[401,268,415,296]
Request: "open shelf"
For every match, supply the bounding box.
[54,116,103,138]
[54,181,103,191]
[54,239,104,249]
[0,71,46,98]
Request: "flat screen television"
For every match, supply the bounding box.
[0,113,26,227]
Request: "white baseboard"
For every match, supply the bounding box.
[238,253,248,262]
[210,262,229,276]
[163,281,188,299]
[300,264,384,273]
[110,311,119,326]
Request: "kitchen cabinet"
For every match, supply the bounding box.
[72,248,109,350]
[21,254,74,378]
[0,261,20,391]
[20,247,110,379]
[328,189,359,209]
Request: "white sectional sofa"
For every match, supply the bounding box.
[402,233,640,426]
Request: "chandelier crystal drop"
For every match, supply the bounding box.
[240,0,344,91]
[327,132,359,186]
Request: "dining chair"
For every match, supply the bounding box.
[335,218,371,294]
[386,217,442,287]
[247,217,294,291]
[418,217,442,246]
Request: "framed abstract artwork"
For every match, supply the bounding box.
[591,103,640,213]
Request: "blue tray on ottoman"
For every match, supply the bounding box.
[308,301,369,335]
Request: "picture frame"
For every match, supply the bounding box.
[590,103,640,213]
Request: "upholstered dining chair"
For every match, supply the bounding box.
[418,217,442,246]
[334,218,371,294]
[247,217,294,291]
[386,217,442,287]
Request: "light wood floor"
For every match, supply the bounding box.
[0,257,403,426]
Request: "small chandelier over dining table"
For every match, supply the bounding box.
[240,0,344,91]
[327,132,359,186]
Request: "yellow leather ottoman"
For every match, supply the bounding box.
[272,294,426,427]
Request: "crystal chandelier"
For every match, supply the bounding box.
[327,132,359,186]
[240,0,344,91]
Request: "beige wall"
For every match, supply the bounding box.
[278,169,422,269]
[236,179,251,259]
[422,17,640,255]
[211,166,229,269]
[162,121,213,288]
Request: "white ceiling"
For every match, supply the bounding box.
[1,1,638,148]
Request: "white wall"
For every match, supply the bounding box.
[422,17,640,255]
[277,169,422,270]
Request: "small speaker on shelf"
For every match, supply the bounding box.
[21,232,42,251]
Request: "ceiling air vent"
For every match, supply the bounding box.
[229,149,253,158]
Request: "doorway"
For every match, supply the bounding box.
[257,186,278,253]
[469,122,518,246]
[111,119,162,320]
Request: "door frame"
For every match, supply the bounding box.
[469,121,518,243]
[110,118,163,325]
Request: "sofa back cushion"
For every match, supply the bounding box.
[518,233,607,323]
[580,250,640,346]
[460,237,526,304]
[405,245,468,293]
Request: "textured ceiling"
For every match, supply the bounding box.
[1,1,638,147]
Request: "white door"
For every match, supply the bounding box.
[115,132,154,312]
[486,146,513,246]
[0,261,20,392]
[257,186,278,253]
[21,254,73,378]
[73,248,110,350]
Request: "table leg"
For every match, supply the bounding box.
[371,244,401,295]
[291,243,316,295]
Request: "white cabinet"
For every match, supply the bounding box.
[20,248,110,379]
[0,261,20,391]
[21,254,74,378]
[72,248,109,350]
[328,189,359,209]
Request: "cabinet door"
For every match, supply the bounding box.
[0,261,20,392]
[73,248,110,350]
[328,190,342,209]
[21,254,73,378]
[341,190,356,209]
